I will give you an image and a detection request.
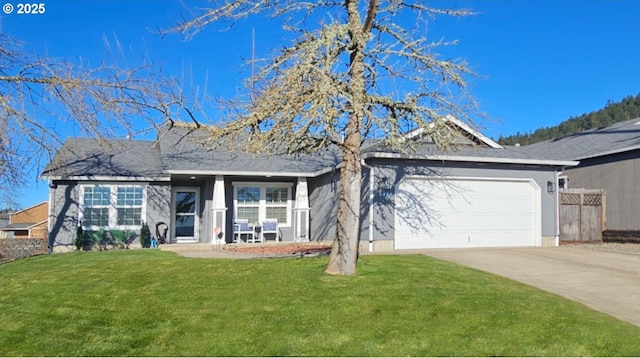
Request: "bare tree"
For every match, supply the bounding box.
[169,0,477,275]
[0,34,183,206]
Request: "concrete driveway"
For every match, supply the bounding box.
[414,246,640,327]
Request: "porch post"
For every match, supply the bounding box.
[211,175,227,245]
[293,177,310,242]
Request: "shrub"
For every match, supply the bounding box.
[109,230,138,249]
[75,226,84,251]
[83,229,105,250]
[140,222,151,248]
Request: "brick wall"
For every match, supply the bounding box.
[0,237,47,262]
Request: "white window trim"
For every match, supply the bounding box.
[232,182,293,227]
[79,183,147,231]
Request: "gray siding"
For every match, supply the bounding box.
[564,150,640,230]
[49,162,562,249]
[147,183,172,241]
[307,159,561,246]
[360,166,372,243]
[363,159,561,242]
[308,173,338,242]
[307,168,373,244]
[49,181,171,247]
[49,181,80,246]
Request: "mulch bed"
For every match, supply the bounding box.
[223,244,332,256]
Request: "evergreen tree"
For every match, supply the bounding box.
[498,93,640,145]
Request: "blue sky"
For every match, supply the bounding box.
[2,0,640,208]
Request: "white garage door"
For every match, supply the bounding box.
[395,177,540,249]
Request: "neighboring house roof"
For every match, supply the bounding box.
[0,212,11,227]
[523,117,640,161]
[42,138,167,180]
[1,220,47,231]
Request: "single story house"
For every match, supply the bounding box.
[42,116,577,251]
[524,117,640,232]
[0,202,49,239]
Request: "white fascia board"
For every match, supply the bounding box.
[26,220,49,229]
[401,127,425,140]
[43,175,171,182]
[442,115,504,149]
[363,152,579,167]
[399,115,503,149]
[165,166,336,178]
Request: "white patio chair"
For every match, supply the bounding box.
[233,219,256,243]
[261,219,279,242]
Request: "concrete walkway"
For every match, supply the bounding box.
[417,246,640,327]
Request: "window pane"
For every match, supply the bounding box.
[117,208,141,226]
[117,187,143,206]
[175,192,196,214]
[266,187,288,204]
[237,207,259,224]
[175,215,195,237]
[84,187,110,206]
[84,208,109,227]
[237,187,260,204]
[266,207,287,223]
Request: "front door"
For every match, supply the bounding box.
[173,188,199,243]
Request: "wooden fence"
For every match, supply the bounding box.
[559,189,606,243]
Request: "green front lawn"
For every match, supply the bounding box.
[1,250,639,356]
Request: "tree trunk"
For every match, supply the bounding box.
[325,0,366,275]
[325,147,362,275]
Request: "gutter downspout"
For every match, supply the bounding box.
[361,158,374,252]
[555,170,562,247]
[47,180,55,254]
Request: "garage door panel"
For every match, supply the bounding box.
[395,178,540,249]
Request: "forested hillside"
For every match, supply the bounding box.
[497,93,640,145]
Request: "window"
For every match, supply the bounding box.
[80,185,146,230]
[116,187,143,226]
[234,183,292,225]
[83,186,110,227]
[236,186,260,224]
[266,187,288,223]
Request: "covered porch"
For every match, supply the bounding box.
[168,175,311,245]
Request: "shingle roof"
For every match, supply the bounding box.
[42,138,166,179]
[43,125,578,180]
[1,222,37,230]
[158,129,341,176]
[522,117,640,161]
[362,138,575,166]
[0,213,11,228]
